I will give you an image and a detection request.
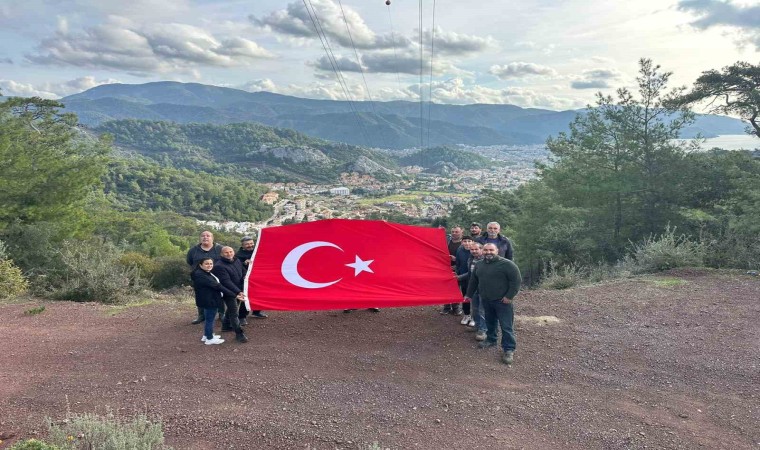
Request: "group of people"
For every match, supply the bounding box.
[446,221,521,365]
[187,231,268,346]
[187,221,521,366]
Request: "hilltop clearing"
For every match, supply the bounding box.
[1,269,758,449]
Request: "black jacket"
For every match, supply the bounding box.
[212,257,244,299]
[236,247,254,268]
[186,243,223,266]
[191,268,235,309]
[476,234,514,260]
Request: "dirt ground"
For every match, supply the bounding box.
[1,269,758,450]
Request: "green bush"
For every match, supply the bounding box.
[50,240,146,303]
[119,252,159,280]
[46,413,172,450]
[539,261,587,290]
[9,439,61,450]
[623,226,704,274]
[702,229,760,270]
[0,258,29,299]
[151,255,190,290]
[1,222,62,277]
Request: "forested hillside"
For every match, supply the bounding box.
[96,119,397,182]
[104,157,272,222]
[399,146,494,170]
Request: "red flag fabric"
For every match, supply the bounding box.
[244,219,462,311]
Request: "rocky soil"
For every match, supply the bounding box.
[1,269,758,449]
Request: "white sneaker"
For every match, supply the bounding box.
[201,334,221,342]
[460,314,471,325]
[204,337,225,345]
[467,319,475,327]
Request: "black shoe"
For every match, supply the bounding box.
[251,312,268,319]
[235,332,248,343]
[343,309,356,313]
[191,317,204,325]
[368,308,380,312]
[478,340,497,349]
[439,306,452,315]
[239,319,248,326]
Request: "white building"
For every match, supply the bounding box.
[329,187,350,196]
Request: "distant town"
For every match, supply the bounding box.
[199,145,548,235]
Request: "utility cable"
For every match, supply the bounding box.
[386,4,404,95]
[302,0,373,148]
[427,0,437,150]
[336,0,387,149]
[419,0,424,149]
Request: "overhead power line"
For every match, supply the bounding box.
[302,0,373,148]
[336,0,387,149]
[427,0,437,150]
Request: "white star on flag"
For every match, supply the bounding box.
[345,255,374,276]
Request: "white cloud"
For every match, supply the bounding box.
[489,62,558,79]
[570,67,623,90]
[678,0,760,50]
[0,76,119,98]
[252,0,402,50]
[26,16,274,74]
[239,79,277,93]
[231,76,582,109]
[570,79,611,89]
[422,27,495,56]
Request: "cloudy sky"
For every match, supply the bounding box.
[1,0,758,110]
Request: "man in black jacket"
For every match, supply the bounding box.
[212,246,249,343]
[235,236,267,323]
[186,231,224,324]
[465,243,521,365]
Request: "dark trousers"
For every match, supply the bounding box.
[221,297,242,332]
[238,304,262,319]
[483,299,516,352]
[459,281,471,315]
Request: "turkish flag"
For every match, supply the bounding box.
[243,219,462,311]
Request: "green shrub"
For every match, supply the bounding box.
[50,240,146,303]
[539,261,586,290]
[623,226,704,274]
[119,252,159,280]
[1,222,63,277]
[0,258,29,299]
[151,255,190,290]
[46,413,172,450]
[701,229,760,270]
[24,306,46,316]
[9,439,61,450]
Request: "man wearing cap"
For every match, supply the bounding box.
[236,236,268,323]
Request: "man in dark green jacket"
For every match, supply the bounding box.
[464,243,522,365]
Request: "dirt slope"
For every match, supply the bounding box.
[1,269,758,449]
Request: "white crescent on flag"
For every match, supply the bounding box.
[281,241,343,289]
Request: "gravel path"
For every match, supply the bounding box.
[1,269,758,449]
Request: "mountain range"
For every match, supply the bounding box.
[62,82,746,149]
